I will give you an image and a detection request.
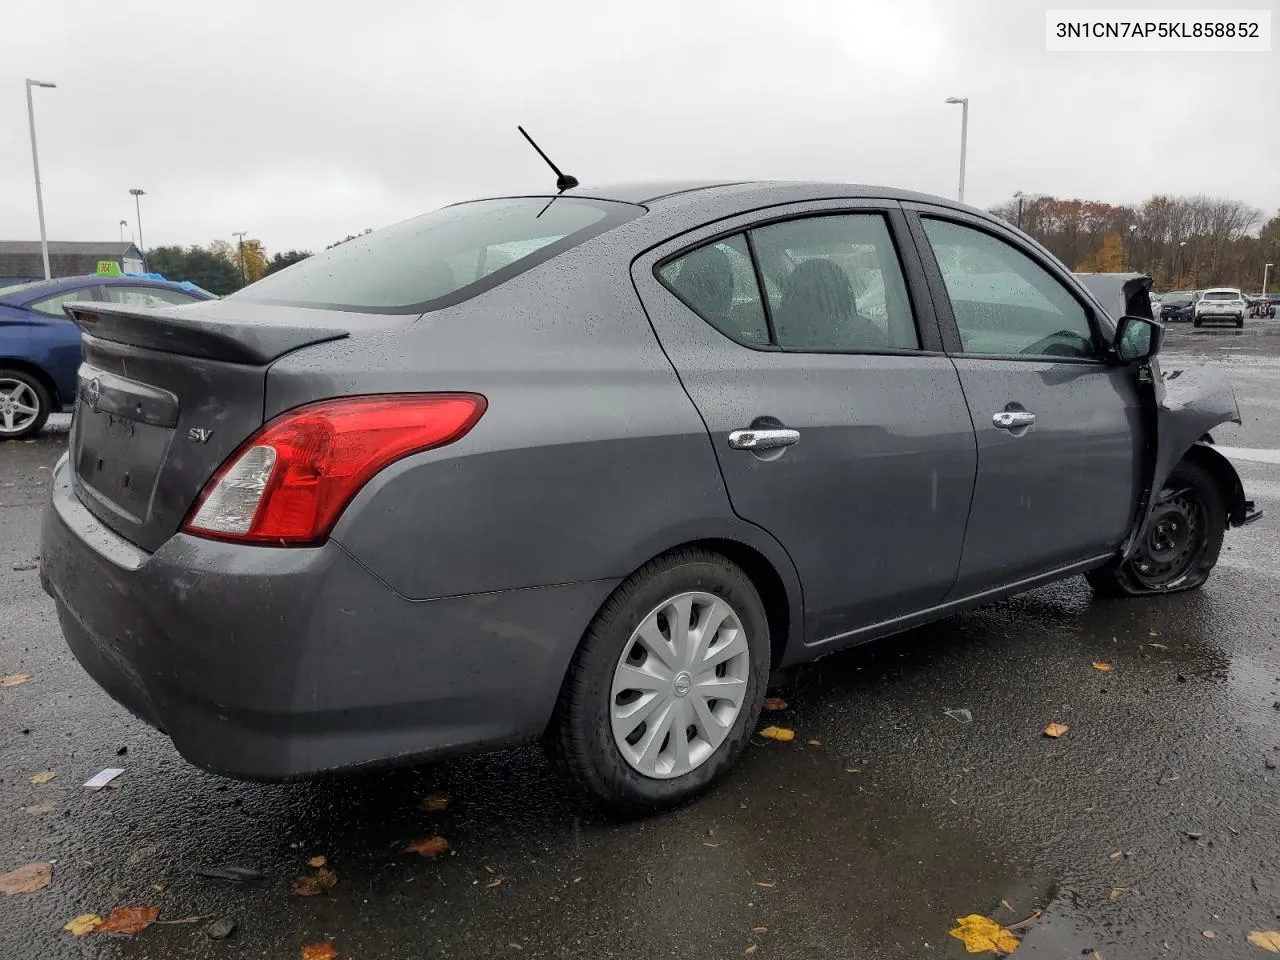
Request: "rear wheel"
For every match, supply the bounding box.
[1087,460,1225,596]
[1193,317,1202,328]
[1237,316,1245,328]
[548,549,770,815]
[0,369,50,441]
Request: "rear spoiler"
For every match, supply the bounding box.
[64,301,349,365]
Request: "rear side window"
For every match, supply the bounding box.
[29,287,98,317]
[233,197,637,313]
[751,214,920,351]
[658,235,770,346]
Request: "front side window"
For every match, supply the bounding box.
[658,234,769,346]
[104,286,201,307]
[922,218,1098,360]
[29,287,98,317]
[750,214,919,351]
[233,197,635,314]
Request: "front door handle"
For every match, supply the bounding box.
[728,428,800,451]
[992,411,1037,430]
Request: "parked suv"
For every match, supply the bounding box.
[1194,287,1246,328]
[41,182,1261,812]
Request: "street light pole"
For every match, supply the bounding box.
[1265,263,1274,297]
[232,231,248,284]
[945,97,969,204]
[129,188,146,270]
[1014,190,1024,230]
[1127,224,1138,271]
[119,220,127,243]
[25,79,57,280]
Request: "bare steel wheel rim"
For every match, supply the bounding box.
[611,591,751,780]
[0,378,41,435]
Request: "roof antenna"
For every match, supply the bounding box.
[518,126,579,192]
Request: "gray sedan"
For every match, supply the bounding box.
[41,181,1260,813]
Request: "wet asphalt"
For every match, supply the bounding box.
[3,321,1280,960]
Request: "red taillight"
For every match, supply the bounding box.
[183,393,486,546]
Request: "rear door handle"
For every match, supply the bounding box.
[728,428,800,451]
[992,411,1037,430]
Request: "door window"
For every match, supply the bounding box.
[922,218,1098,359]
[658,234,770,346]
[29,286,99,316]
[750,214,919,351]
[103,286,202,307]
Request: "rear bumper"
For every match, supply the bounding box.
[40,454,616,779]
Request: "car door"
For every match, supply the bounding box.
[905,206,1144,597]
[632,200,977,648]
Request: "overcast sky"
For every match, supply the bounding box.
[2,0,1276,254]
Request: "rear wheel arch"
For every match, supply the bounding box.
[0,358,61,407]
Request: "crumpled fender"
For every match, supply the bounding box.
[1122,357,1253,558]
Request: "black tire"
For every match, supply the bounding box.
[0,368,51,441]
[1086,460,1226,597]
[547,549,771,816]
[1193,318,1202,328]
[1237,317,1245,328]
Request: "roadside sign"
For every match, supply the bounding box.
[95,260,123,277]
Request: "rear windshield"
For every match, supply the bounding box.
[233,197,638,313]
[1203,291,1240,300]
[1164,293,1191,304]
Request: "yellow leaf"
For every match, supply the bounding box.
[745,945,758,955]
[1043,722,1070,738]
[1092,662,1113,672]
[301,942,339,960]
[405,836,450,857]
[307,855,327,869]
[763,697,788,711]
[421,794,450,812]
[759,726,795,742]
[29,771,55,785]
[1249,931,1280,953]
[948,914,1021,955]
[63,914,103,936]
[0,862,52,894]
[99,905,159,935]
[1,673,32,687]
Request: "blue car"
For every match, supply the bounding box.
[0,275,215,439]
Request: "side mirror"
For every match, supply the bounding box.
[1114,314,1163,363]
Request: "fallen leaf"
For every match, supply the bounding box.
[806,739,822,747]
[944,707,974,723]
[1000,900,1014,913]
[29,771,55,785]
[763,697,788,711]
[1043,722,1070,738]
[63,914,103,936]
[23,800,56,816]
[484,864,496,873]
[755,881,775,888]
[1,674,32,687]
[1203,930,1217,939]
[948,914,1021,956]
[758,726,795,742]
[486,878,503,888]
[292,867,338,896]
[301,942,339,960]
[1108,887,1126,902]
[405,836,450,858]
[1092,662,1114,672]
[752,926,769,933]
[1249,931,1280,953]
[100,904,160,935]
[0,862,52,894]
[745,945,758,955]
[307,855,327,869]
[508,944,523,951]
[421,794,450,812]
[206,917,236,940]
[1108,850,1124,860]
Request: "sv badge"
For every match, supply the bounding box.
[187,427,214,444]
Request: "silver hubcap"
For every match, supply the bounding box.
[611,591,751,779]
[0,379,41,435]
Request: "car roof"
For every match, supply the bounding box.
[0,274,205,303]
[479,179,980,214]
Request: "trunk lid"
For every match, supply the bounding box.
[62,299,391,553]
